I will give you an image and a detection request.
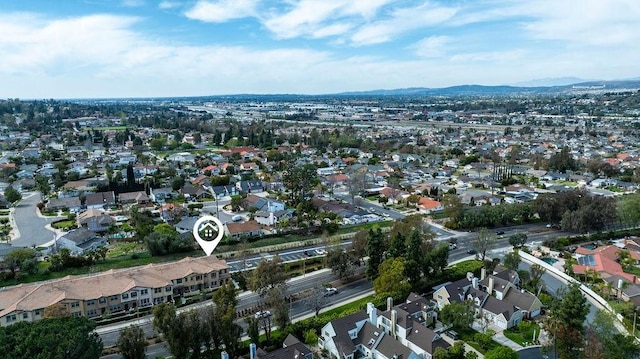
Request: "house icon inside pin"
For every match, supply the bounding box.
[199,222,218,240]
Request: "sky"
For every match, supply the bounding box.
[1,0,639,99]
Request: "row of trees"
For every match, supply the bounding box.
[443,188,619,233]
[151,282,243,359]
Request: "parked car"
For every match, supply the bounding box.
[324,287,338,296]
[303,250,313,257]
[496,230,505,235]
[467,249,477,255]
[315,249,327,255]
[254,310,272,319]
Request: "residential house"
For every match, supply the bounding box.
[433,268,540,330]
[572,244,640,285]
[161,203,185,223]
[224,220,263,240]
[255,210,292,227]
[150,187,178,204]
[118,191,151,205]
[319,294,448,359]
[181,185,211,201]
[53,228,107,255]
[166,152,196,163]
[175,216,199,234]
[237,180,264,194]
[416,197,442,214]
[85,191,116,210]
[77,209,114,233]
[255,334,313,359]
[46,196,82,213]
[239,162,259,172]
[0,256,230,326]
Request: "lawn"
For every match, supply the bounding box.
[52,220,76,230]
[457,327,501,354]
[503,321,541,346]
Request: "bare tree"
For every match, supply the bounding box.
[471,228,497,261]
[305,285,329,316]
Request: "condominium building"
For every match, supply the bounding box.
[0,256,230,326]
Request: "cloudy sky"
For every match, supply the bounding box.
[1,0,639,99]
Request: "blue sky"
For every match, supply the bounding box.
[1,0,639,98]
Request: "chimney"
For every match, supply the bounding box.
[466,272,474,282]
[488,277,494,295]
[391,310,397,338]
[387,297,393,312]
[472,277,479,289]
[619,279,624,289]
[249,343,257,359]
[481,267,486,280]
[367,302,377,325]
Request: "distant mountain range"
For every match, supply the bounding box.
[331,79,640,97]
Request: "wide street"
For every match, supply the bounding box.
[11,192,62,248]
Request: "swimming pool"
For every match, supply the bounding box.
[541,257,558,265]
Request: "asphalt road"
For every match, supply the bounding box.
[99,271,373,358]
[11,192,62,248]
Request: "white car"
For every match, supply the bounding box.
[315,249,327,255]
[254,310,272,319]
[324,287,338,296]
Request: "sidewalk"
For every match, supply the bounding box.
[492,330,523,351]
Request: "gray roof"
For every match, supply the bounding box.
[481,296,517,321]
[61,228,96,245]
[504,288,540,312]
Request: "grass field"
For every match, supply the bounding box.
[503,321,541,346]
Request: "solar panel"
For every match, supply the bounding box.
[578,255,596,266]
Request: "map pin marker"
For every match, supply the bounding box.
[193,215,225,256]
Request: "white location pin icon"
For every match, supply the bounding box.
[193,215,225,256]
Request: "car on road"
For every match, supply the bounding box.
[254,310,272,319]
[303,250,313,257]
[496,230,505,235]
[315,249,327,255]
[466,249,477,255]
[324,287,338,296]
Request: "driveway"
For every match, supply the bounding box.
[11,192,62,248]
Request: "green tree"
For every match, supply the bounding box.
[326,248,355,280]
[373,257,411,302]
[508,233,527,248]
[171,176,184,191]
[440,300,475,330]
[366,228,386,280]
[4,186,22,203]
[0,316,103,359]
[4,248,37,276]
[546,283,589,359]
[248,255,288,297]
[484,346,518,359]
[503,251,521,271]
[282,163,317,206]
[116,324,147,359]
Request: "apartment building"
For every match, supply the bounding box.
[0,256,230,326]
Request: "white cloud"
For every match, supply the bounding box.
[258,0,394,39]
[450,50,525,63]
[349,2,458,46]
[184,0,257,23]
[521,0,640,46]
[159,1,181,10]
[411,35,450,58]
[121,0,146,7]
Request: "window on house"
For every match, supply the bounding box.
[141,289,148,295]
[122,293,129,299]
[99,297,106,304]
[22,313,28,319]
[131,292,137,298]
[87,300,95,306]
[71,302,80,308]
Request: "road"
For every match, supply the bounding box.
[99,270,373,358]
[11,192,62,248]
